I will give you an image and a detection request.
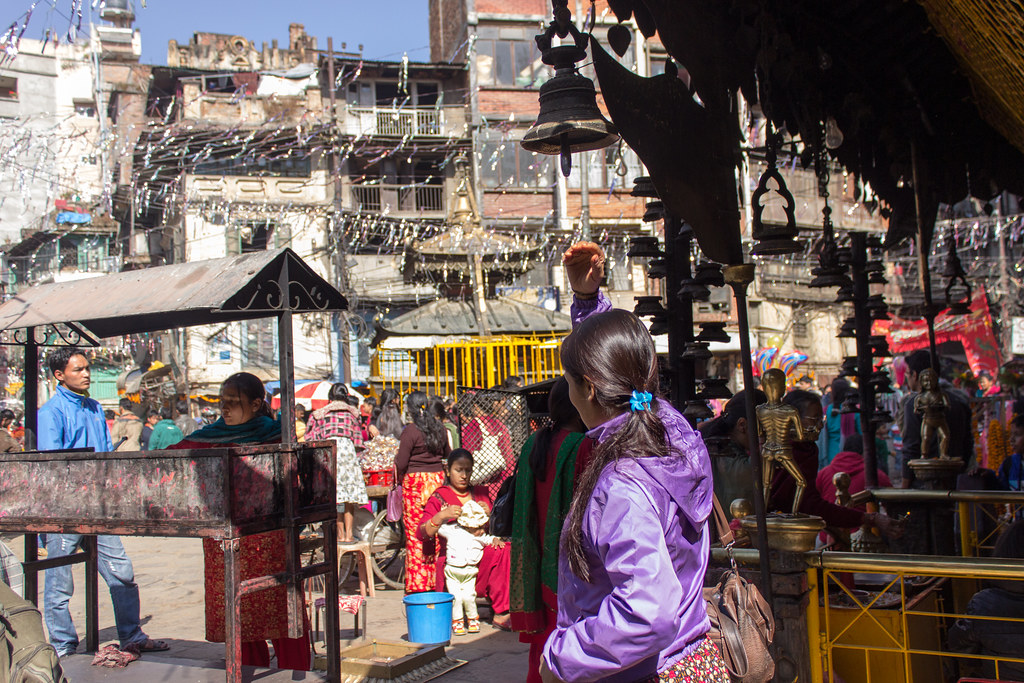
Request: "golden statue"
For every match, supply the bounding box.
[756,368,806,514]
[915,368,951,459]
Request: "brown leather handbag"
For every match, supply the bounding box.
[703,496,776,683]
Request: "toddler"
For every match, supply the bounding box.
[437,500,503,635]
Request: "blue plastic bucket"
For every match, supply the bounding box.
[403,591,454,644]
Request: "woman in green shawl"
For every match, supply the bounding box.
[510,377,593,683]
[169,372,310,671]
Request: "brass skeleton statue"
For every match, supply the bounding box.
[756,368,806,514]
[915,368,951,459]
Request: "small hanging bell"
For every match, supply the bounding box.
[643,201,666,223]
[693,261,725,287]
[835,283,855,303]
[678,278,711,301]
[696,322,730,343]
[649,314,669,336]
[646,258,667,279]
[627,236,663,259]
[681,341,713,361]
[867,270,888,285]
[521,21,619,176]
[696,377,732,399]
[750,131,801,255]
[837,319,857,338]
[630,176,659,198]
[633,296,667,317]
[840,394,860,414]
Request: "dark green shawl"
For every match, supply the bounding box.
[509,430,584,633]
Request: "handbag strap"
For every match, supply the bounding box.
[711,494,735,547]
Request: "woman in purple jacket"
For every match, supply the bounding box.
[540,243,727,682]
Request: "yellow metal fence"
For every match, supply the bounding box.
[807,552,1024,683]
[371,335,567,398]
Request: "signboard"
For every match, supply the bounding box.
[1012,317,1024,356]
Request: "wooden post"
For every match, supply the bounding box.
[724,264,774,604]
[323,516,341,680]
[850,233,879,488]
[223,538,242,683]
[665,213,696,411]
[276,258,304,640]
[83,535,99,652]
[23,328,39,602]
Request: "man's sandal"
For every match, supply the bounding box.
[137,638,170,652]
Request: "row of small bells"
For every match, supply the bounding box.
[814,236,894,553]
[627,177,732,422]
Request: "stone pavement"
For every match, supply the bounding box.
[3,533,530,681]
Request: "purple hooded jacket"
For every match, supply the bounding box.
[542,293,714,682]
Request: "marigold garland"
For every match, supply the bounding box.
[987,419,1008,472]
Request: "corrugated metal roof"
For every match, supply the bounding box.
[0,248,346,338]
[374,296,570,345]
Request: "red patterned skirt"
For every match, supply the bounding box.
[402,471,446,593]
[639,638,730,682]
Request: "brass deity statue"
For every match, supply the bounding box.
[756,368,805,514]
[915,368,951,459]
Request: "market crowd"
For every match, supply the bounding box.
[1,241,1023,681]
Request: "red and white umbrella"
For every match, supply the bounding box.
[271,381,336,411]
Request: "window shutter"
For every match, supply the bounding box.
[225,224,241,256]
[274,223,292,249]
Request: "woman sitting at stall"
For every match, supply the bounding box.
[396,389,450,593]
[417,449,511,630]
[169,372,310,671]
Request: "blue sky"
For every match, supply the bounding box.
[133,0,431,65]
[5,0,431,66]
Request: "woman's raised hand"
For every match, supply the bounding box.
[562,241,605,297]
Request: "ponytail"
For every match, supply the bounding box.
[559,309,667,582]
[406,389,447,455]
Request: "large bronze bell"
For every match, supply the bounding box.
[521,21,618,176]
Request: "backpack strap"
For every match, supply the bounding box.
[711,494,735,547]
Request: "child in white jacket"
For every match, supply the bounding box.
[437,500,504,635]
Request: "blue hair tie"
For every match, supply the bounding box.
[629,390,652,412]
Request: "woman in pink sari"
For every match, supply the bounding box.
[416,448,511,630]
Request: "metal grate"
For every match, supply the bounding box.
[456,387,530,501]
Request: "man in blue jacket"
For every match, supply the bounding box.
[38,348,167,657]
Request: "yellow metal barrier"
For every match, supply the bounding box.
[806,552,1024,683]
[869,488,1024,557]
[371,334,567,397]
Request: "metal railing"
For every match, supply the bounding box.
[344,107,446,137]
[708,546,1024,683]
[869,488,1024,557]
[809,552,1024,683]
[370,335,566,398]
[350,183,444,215]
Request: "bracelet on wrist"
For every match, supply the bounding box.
[572,288,599,300]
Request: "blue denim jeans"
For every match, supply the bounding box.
[43,534,147,655]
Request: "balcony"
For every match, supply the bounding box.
[350,183,445,217]
[340,106,469,139]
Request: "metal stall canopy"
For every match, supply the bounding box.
[0,247,348,682]
[0,247,347,338]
